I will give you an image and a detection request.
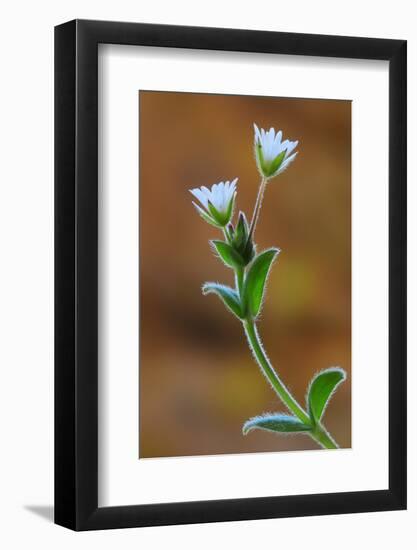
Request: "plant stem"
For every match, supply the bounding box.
[243,320,309,423]
[235,266,244,297]
[311,424,338,449]
[242,319,338,450]
[248,177,267,240]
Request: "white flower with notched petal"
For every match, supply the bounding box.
[254,124,299,179]
[190,179,237,227]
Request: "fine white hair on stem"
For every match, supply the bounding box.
[243,322,287,394]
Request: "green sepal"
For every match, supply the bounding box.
[242,248,280,318]
[231,212,255,265]
[202,282,243,319]
[307,367,347,425]
[268,150,286,177]
[211,240,245,269]
[207,201,224,225]
[225,194,235,225]
[206,194,235,227]
[192,202,221,228]
[255,143,267,177]
[243,413,312,435]
[255,143,286,178]
[233,212,249,249]
[243,240,256,265]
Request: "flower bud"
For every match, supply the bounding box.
[232,211,255,265]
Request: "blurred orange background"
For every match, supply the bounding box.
[139,91,351,458]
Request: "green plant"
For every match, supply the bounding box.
[190,124,346,449]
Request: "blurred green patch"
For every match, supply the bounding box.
[272,258,316,317]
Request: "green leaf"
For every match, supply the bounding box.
[307,367,346,424]
[211,240,245,269]
[243,248,280,318]
[243,413,312,435]
[202,283,243,319]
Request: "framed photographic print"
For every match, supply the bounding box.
[55,19,406,530]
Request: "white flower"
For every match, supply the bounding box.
[254,124,299,179]
[190,179,237,227]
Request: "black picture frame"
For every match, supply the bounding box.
[55,19,407,531]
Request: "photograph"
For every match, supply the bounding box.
[139,90,352,458]
[0,1,410,545]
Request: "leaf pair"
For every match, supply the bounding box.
[204,247,280,320]
[243,368,346,436]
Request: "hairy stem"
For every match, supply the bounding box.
[242,319,338,450]
[248,177,267,240]
[243,320,309,423]
[235,266,244,297]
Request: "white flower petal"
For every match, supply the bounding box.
[282,139,298,158]
[272,131,282,153]
[284,140,298,157]
[190,187,209,209]
[276,130,282,144]
[254,124,299,177]
[230,178,238,195]
[190,178,238,219]
[254,124,261,144]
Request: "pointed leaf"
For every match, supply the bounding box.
[202,283,243,319]
[243,413,312,435]
[211,240,245,269]
[243,248,280,318]
[307,367,346,424]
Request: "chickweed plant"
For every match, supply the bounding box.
[190,124,346,449]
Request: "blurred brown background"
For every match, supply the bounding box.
[139,91,351,458]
